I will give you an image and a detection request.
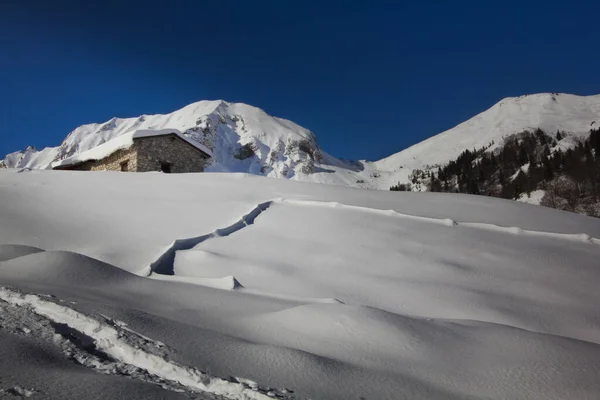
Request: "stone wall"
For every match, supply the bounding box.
[55,148,136,172]
[134,135,208,173]
[89,148,137,172]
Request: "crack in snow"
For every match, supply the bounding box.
[278,198,600,245]
[147,201,273,276]
[147,196,598,286]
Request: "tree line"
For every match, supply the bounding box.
[391,128,600,217]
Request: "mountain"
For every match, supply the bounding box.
[2,93,600,192]
[376,93,600,169]
[1,100,329,181]
[383,94,600,217]
[368,93,600,190]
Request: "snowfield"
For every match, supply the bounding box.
[1,169,600,399]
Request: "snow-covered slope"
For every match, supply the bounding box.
[1,169,600,399]
[362,93,600,189]
[3,93,600,190]
[3,146,61,170]
[375,93,600,169]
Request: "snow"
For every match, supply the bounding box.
[0,300,189,399]
[0,386,36,398]
[517,189,546,205]
[0,286,271,400]
[2,147,60,170]
[51,128,212,168]
[2,169,600,399]
[0,244,45,262]
[5,93,599,192]
[374,93,600,172]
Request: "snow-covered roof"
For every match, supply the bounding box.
[52,129,212,168]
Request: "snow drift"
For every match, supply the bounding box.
[2,169,600,399]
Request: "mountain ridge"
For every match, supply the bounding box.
[373,93,600,169]
[2,93,600,193]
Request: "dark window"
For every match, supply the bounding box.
[120,160,129,172]
[160,162,172,173]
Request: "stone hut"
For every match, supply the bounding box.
[52,129,212,173]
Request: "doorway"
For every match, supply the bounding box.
[160,162,172,173]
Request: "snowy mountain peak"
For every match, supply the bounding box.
[373,93,600,172]
[2,99,323,180]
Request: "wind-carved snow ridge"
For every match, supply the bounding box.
[278,199,600,244]
[149,197,599,278]
[0,286,282,400]
[148,201,274,276]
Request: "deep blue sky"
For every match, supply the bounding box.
[1,1,599,161]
